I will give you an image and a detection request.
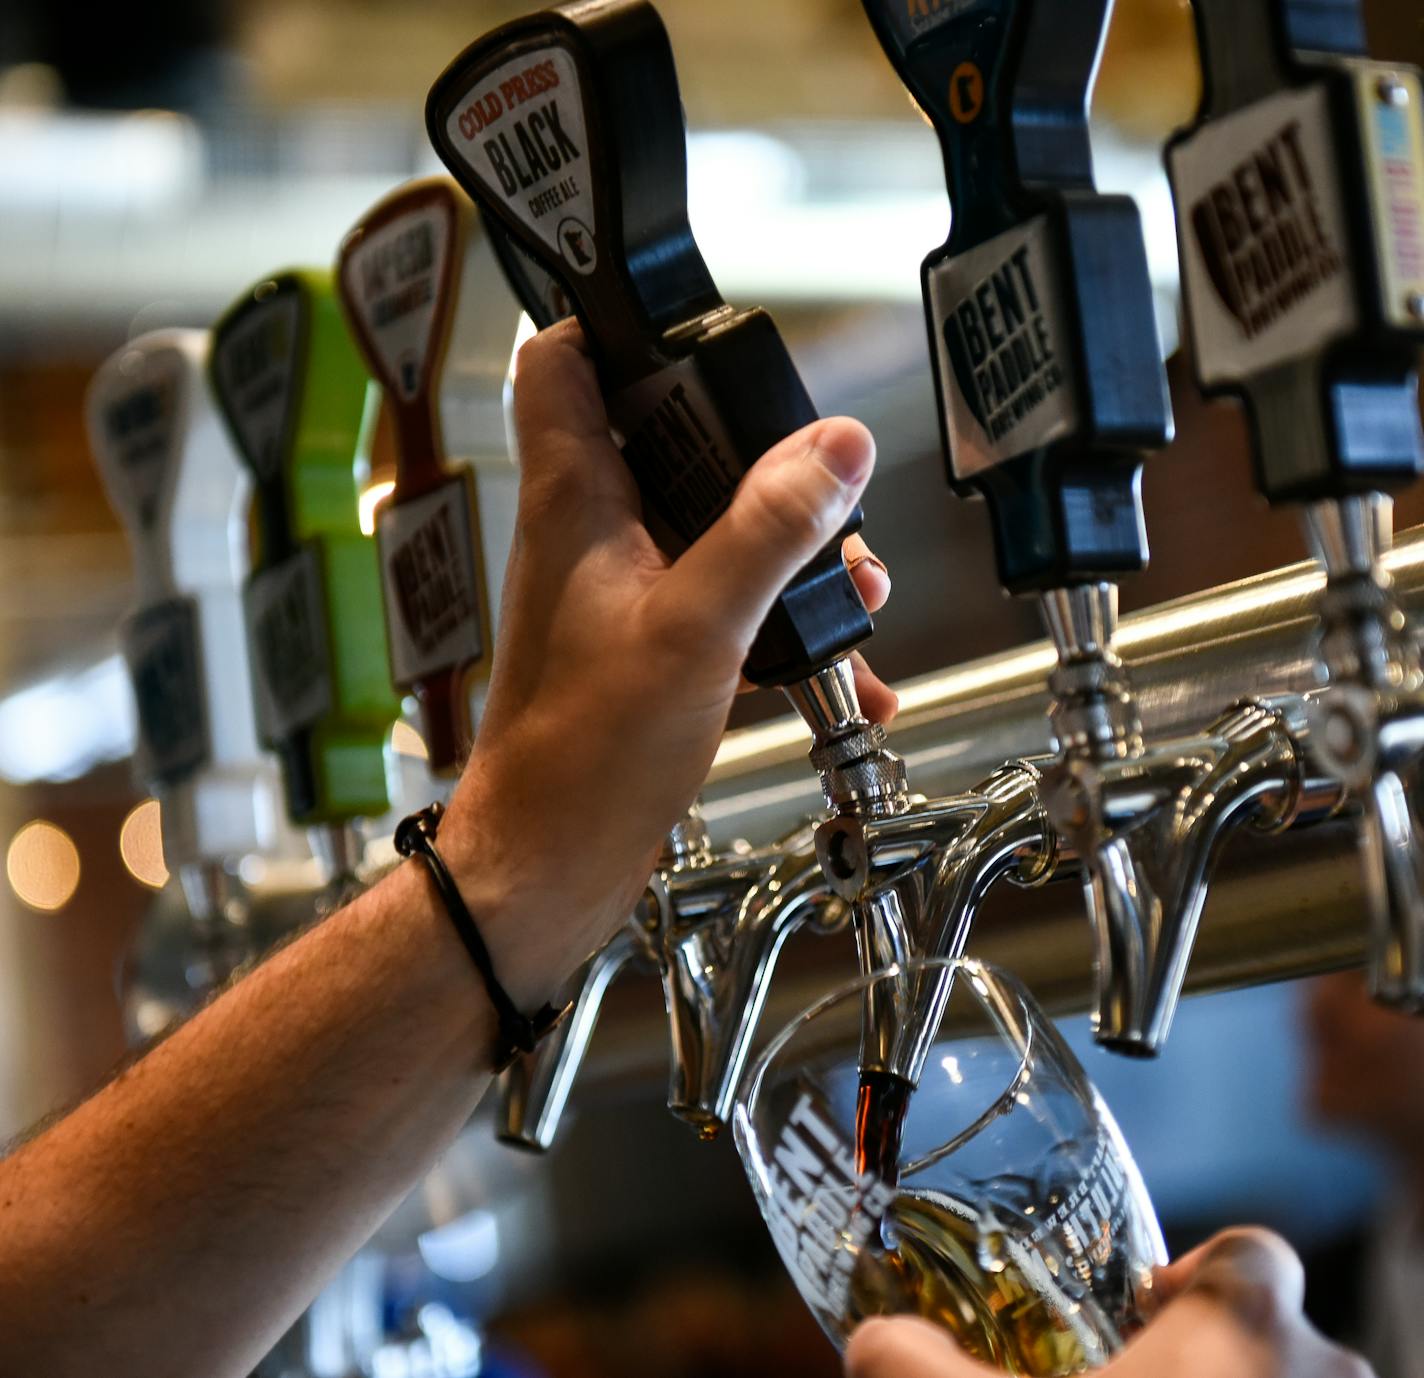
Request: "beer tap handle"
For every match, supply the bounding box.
[338,179,514,773]
[1168,0,1424,504]
[483,207,574,335]
[1171,1,1424,1007]
[86,330,283,922]
[425,0,873,689]
[860,0,1170,594]
[210,270,401,860]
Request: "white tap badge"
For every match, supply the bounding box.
[342,201,456,403]
[376,475,486,684]
[444,46,598,278]
[212,289,302,482]
[243,547,333,744]
[98,349,184,532]
[122,596,209,785]
[926,216,1080,480]
[1170,85,1358,383]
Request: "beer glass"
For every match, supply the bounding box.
[733,959,1165,1375]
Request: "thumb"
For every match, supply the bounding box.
[845,1317,992,1378]
[1121,1229,1317,1378]
[646,416,875,669]
[1149,1227,1304,1321]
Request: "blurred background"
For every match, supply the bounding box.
[1,1,1423,1375]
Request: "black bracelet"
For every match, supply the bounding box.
[395,802,567,1072]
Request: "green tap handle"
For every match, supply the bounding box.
[210,268,401,826]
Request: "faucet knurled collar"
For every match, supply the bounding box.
[808,722,909,815]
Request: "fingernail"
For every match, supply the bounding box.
[846,551,890,584]
[812,425,875,487]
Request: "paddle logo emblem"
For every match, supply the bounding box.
[929,217,1078,479]
[1170,87,1357,382]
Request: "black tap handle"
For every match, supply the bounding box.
[426,0,871,687]
[1168,0,1424,503]
[861,0,1170,593]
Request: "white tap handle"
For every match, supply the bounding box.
[86,328,286,870]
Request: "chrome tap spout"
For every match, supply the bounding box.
[497,925,650,1152]
[650,821,848,1137]
[496,811,709,1152]
[1044,697,1322,1055]
[815,763,1059,1086]
[1305,495,1424,1009]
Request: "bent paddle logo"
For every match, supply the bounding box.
[1171,85,1358,382]
[927,216,1080,479]
[1188,120,1344,340]
[377,477,485,683]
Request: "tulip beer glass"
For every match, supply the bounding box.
[734,959,1165,1374]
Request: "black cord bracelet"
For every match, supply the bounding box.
[394,802,567,1072]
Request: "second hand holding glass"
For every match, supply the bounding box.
[735,958,1164,1375]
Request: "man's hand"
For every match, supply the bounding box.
[0,316,895,1378]
[446,319,891,1008]
[845,1229,1372,1378]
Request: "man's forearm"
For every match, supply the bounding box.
[0,857,503,1378]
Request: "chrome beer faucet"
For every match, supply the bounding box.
[1168,0,1424,1008]
[643,808,850,1137]
[1307,498,1424,1006]
[498,925,653,1151]
[859,0,1326,1059]
[815,763,1059,1082]
[1036,585,1313,1052]
[87,329,290,989]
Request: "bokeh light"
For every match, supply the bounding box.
[359,479,395,537]
[7,820,81,912]
[119,798,168,889]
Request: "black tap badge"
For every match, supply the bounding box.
[122,596,210,786]
[442,46,597,278]
[926,216,1080,479]
[242,546,333,745]
[376,474,486,684]
[1170,85,1358,385]
[608,363,743,552]
[212,288,302,483]
[95,348,184,533]
[876,0,988,48]
[342,199,455,403]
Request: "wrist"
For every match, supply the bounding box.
[428,775,587,1014]
[435,752,666,1011]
